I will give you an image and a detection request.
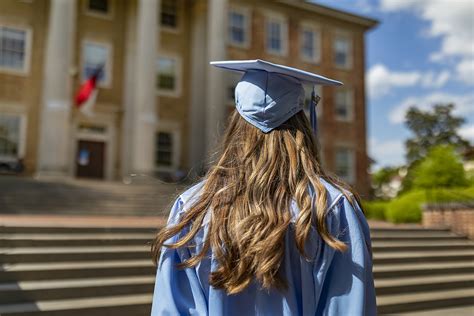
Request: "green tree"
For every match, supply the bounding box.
[405,104,470,164]
[413,145,468,189]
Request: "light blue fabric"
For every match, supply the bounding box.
[210,60,343,134]
[151,179,377,316]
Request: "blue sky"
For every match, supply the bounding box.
[312,0,474,170]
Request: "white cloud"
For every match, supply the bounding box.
[369,137,405,168]
[389,92,474,124]
[380,0,474,85]
[459,125,474,143]
[367,64,451,98]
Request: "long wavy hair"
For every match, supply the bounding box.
[151,109,362,294]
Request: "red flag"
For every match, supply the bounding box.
[75,66,103,116]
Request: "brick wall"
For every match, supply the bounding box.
[423,203,474,239]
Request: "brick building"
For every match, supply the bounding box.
[0,0,377,196]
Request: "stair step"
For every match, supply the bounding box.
[372,241,474,252]
[373,261,474,278]
[370,227,450,233]
[373,250,474,264]
[0,276,155,304]
[0,226,158,234]
[0,260,155,281]
[377,288,474,314]
[375,274,474,295]
[0,246,151,263]
[0,233,154,247]
[0,293,152,315]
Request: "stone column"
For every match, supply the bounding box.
[122,0,160,178]
[204,0,228,159]
[188,0,208,176]
[36,0,76,177]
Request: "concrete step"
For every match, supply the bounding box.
[373,261,474,278]
[370,227,450,233]
[0,233,155,247]
[375,273,474,295]
[377,288,474,314]
[0,276,155,304]
[373,250,474,265]
[372,240,474,252]
[0,293,152,316]
[0,246,152,263]
[0,226,158,234]
[0,260,155,282]
[371,231,467,240]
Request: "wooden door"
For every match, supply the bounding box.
[76,140,105,179]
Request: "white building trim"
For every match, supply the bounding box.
[227,4,251,49]
[156,52,182,98]
[299,21,321,64]
[262,10,288,57]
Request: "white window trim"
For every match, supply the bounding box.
[156,53,182,98]
[81,39,114,89]
[155,121,181,172]
[227,5,251,49]
[335,88,354,122]
[263,11,288,57]
[83,0,115,20]
[0,112,27,161]
[161,0,181,33]
[299,21,321,64]
[335,145,356,184]
[333,30,353,70]
[0,24,33,76]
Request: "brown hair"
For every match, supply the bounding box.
[151,109,361,294]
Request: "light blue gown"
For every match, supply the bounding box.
[151,179,377,316]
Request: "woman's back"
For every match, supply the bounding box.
[151,178,376,316]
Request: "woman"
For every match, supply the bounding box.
[151,60,377,316]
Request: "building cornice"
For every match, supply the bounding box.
[277,0,379,30]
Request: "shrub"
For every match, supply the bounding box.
[362,200,388,220]
[385,187,474,224]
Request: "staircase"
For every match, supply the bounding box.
[0,224,473,315]
[0,176,184,216]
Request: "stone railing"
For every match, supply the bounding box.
[422,202,474,239]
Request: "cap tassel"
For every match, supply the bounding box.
[310,87,321,135]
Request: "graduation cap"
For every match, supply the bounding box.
[210,59,343,133]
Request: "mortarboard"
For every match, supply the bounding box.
[210,59,343,133]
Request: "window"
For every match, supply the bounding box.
[334,89,354,121]
[265,14,288,56]
[228,7,250,48]
[335,147,355,183]
[161,0,178,29]
[300,24,321,63]
[156,56,180,96]
[334,33,352,69]
[82,41,112,87]
[155,132,173,167]
[0,26,31,74]
[0,114,21,158]
[88,0,109,13]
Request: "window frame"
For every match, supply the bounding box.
[0,24,33,76]
[303,84,323,119]
[333,30,353,70]
[156,53,182,97]
[0,112,27,161]
[80,39,114,89]
[263,11,288,57]
[334,145,356,184]
[160,0,180,32]
[154,121,181,172]
[227,5,251,49]
[299,22,321,64]
[84,0,114,20]
[334,88,354,122]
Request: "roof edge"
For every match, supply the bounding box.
[277,0,379,30]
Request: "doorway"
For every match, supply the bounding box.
[75,140,106,179]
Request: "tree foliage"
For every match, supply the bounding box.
[404,104,470,164]
[413,145,468,189]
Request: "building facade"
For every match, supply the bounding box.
[0,0,377,197]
